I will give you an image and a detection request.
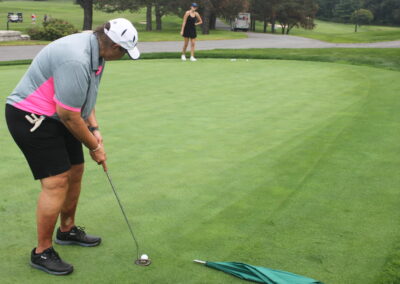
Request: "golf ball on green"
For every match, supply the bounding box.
[141,254,148,260]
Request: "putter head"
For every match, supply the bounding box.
[135,258,151,266]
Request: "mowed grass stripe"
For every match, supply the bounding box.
[0,59,399,283]
[150,63,399,283]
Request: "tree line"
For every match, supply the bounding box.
[76,0,319,35]
[317,0,400,25]
[249,0,318,34]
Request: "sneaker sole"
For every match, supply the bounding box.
[55,238,101,247]
[30,261,73,275]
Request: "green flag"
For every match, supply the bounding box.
[194,260,323,284]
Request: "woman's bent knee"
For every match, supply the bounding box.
[41,171,70,191]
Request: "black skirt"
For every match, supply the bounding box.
[183,15,197,39]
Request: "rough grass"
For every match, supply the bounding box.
[0,40,51,46]
[0,0,246,42]
[136,48,400,72]
[1,59,400,283]
[255,20,400,43]
[2,48,399,73]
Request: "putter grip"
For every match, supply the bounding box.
[102,161,108,172]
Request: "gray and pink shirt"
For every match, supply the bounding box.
[7,32,105,120]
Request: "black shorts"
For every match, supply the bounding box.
[5,104,84,180]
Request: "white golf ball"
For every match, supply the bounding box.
[141,254,149,260]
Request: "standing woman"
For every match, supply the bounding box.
[180,3,203,61]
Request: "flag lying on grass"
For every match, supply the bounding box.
[193,260,323,284]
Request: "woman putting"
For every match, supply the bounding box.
[180,3,203,61]
[5,18,140,275]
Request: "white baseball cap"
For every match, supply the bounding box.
[104,18,140,60]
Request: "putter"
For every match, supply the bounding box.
[104,170,151,266]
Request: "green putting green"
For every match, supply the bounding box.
[1,59,400,283]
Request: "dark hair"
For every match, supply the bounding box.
[94,22,114,48]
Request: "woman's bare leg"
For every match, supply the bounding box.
[36,171,70,253]
[182,37,189,55]
[60,163,84,232]
[190,38,196,58]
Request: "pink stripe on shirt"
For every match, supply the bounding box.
[96,65,103,76]
[14,77,56,116]
[13,76,81,115]
[53,97,81,112]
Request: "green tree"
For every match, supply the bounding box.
[217,0,249,22]
[393,8,400,25]
[316,0,340,19]
[364,0,400,25]
[250,0,270,33]
[94,0,140,12]
[333,0,361,23]
[94,0,158,31]
[250,0,281,33]
[94,0,149,29]
[144,0,152,31]
[75,0,93,30]
[277,0,318,34]
[154,0,169,31]
[352,9,373,32]
[199,0,213,34]
[316,0,400,25]
[157,0,194,31]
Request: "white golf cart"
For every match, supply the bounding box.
[231,13,251,32]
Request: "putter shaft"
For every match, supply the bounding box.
[105,170,140,259]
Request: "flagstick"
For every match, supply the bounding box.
[193,260,206,264]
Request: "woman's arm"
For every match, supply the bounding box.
[86,108,103,144]
[195,12,203,26]
[86,109,98,129]
[58,106,98,150]
[58,106,107,170]
[181,11,189,35]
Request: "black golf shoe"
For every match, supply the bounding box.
[30,247,73,275]
[55,226,101,247]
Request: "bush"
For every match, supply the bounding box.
[27,18,78,41]
[26,27,42,40]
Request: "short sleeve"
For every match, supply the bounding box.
[53,61,90,112]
